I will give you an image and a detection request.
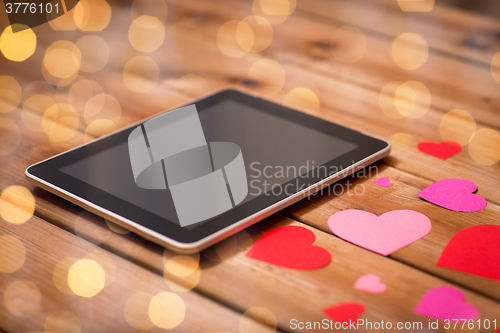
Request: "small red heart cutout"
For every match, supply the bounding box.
[437,225,500,281]
[418,141,461,159]
[323,303,365,324]
[245,225,331,270]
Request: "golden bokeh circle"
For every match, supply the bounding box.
[75,35,109,73]
[283,87,320,111]
[45,311,82,333]
[21,80,57,104]
[240,307,277,333]
[85,119,118,142]
[391,33,428,70]
[248,59,285,95]
[84,94,121,125]
[124,292,154,329]
[389,132,417,147]
[491,52,500,84]
[439,109,476,146]
[148,292,186,329]
[393,81,431,118]
[67,259,106,298]
[239,16,273,53]
[398,0,434,12]
[129,15,165,53]
[0,76,22,113]
[163,265,201,292]
[252,0,296,24]
[0,25,37,62]
[84,251,116,287]
[0,235,26,273]
[53,257,79,295]
[68,79,104,112]
[123,56,160,93]
[131,0,168,23]
[49,7,78,31]
[217,20,251,58]
[74,0,112,32]
[42,103,81,145]
[165,255,199,277]
[0,118,21,156]
[43,41,82,79]
[468,128,500,166]
[22,94,55,132]
[0,185,35,225]
[330,26,367,64]
[5,280,42,317]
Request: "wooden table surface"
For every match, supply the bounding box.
[1,0,499,332]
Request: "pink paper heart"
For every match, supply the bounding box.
[354,274,387,294]
[328,210,432,256]
[418,179,486,212]
[375,177,392,187]
[414,286,479,321]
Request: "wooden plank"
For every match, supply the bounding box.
[0,215,278,332]
[295,0,500,66]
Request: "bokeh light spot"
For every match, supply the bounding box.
[68,79,104,112]
[0,25,36,62]
[123,56,160,93]
[105,220,130,234]
[391,33,428,70]
[75,35,109,73]
[0,76,22,113]
[67,259,106,297]
[165,255,199,277]
[84,94,121,125]
[129,16,165,53]
[284,88,320,111]
[0,235,26,273]
[0,118,21,156]
[248,59,285,95]
[53,257,79,295]
[124,292,154,329]
[45,311,81,333]
[0,186,35,225]
[148,292,185,329]
[217,21,251,58]
[468,128,500,165]
[252,0,296,24]
[43,103,80,145]
[240,307,277,333]
[74,0,111,31]
[330,26,367,64]
[43,41,81,79]
[439,109,476,146]
[239,16,273,53]
[22,95,55,132]
[398,0,434,12]
[174,74,211,97]
[393,81,431,118]
[5,280,41,318]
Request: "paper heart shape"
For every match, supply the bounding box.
[437,225,500,281]
[323,303,365,324]
[245,225,331,270]
[418,179,487,212]
[354,274,387,294]
[414,286,479,321]
[6,0,81,32]
[375,177,392,187]
[328,209,432,256]
[418,141,462,159]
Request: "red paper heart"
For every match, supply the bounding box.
[323,303,365,324]
[437,225,500,281]
[418,141,461,159]
[245,225,331,270]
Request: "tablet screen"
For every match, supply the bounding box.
[61,99,357,228]
[28,90,388,243]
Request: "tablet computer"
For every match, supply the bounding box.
[26,89,390,253]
